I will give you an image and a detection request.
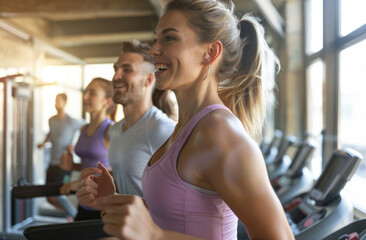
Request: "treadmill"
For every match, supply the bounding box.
[12,183,77,218]
[5,183,77,240]
[322,218,366,240]
[23,219,108,240]
[271,139,315,204]
[283,148,362,240]
[21,149,362,240]
[263,130,283,164]
[267,135,297,181]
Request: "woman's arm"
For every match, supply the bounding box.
[190,112,294,240]
[208,139,293,239]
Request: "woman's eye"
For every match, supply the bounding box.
[165,35,176,42]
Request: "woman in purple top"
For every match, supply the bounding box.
[88,0,295,239]
[59,77,115,220]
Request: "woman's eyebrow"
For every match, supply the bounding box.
[156,28,179,35]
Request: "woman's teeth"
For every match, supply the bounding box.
[155,64,168,71]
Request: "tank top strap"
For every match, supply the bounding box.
[99,117,113,131]
[97,118,113,136]
[176,104,231,146]
[83,118,113,137]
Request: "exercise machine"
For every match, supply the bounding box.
[12,183,77,218]
[0,75,75,240]
[271,139,315,204]
[23,219,108,240]
[267,135,297,181]
[263,129,283,163]
[1,75,37,240]
[322,218,366,240]
[284,148,362,240]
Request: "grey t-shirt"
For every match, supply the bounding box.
[108,106,176,197]
[48,114,85,165]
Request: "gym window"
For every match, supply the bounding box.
[305,0,366,215]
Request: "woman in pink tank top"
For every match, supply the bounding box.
[91,1,295,239]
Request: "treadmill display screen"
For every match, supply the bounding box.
[286,145,309,177]
[313,154,346,193]
[308,150,360,206]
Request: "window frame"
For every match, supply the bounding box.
[304,0,366,216]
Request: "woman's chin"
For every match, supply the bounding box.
[155,80,169,91]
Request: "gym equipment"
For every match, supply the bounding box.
[23,219,108,240]
[267,135,297,181]
[271,139,315,204]
[263,129,283,163]
[259,136,270,154]
[284,148,362,240]
[19,185,106,240]
[12,183,77,218]
[322,218,366,240]
[1,76,36,240]
[0,76,76,239]
[21,148,362,240]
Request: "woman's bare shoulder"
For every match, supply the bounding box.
[188,108,265,188]
[195,109,257,149]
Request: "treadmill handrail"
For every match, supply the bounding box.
[12,183,65,199]
[23,219,109,240]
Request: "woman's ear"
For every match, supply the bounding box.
[206,40,223,64]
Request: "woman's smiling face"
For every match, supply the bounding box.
[83,80,108,113]
[150,10,207,91]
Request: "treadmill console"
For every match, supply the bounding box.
[284,148,362,236]
[285,140,315,179]
[263,130,283,158]
[271,136,297,165]
[309,149,361,206]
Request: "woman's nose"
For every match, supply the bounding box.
[149,42,161,57]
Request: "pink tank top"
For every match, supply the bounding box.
[142,104,238,240]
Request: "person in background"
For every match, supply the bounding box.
[75,40,176,212]
[83,0,295,239]
[37,92,85,209]
[59,77,115,221]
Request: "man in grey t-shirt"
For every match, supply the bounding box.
[76,41,176,207]
[38,93,85,207]
[108,105,175,196]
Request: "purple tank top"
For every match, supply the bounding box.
[74,118,113,169]
[142,104,238,240]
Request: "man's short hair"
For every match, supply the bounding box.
[56,93,67,102]
[121,40,153,64]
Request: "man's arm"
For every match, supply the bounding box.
[37,132,50,149]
